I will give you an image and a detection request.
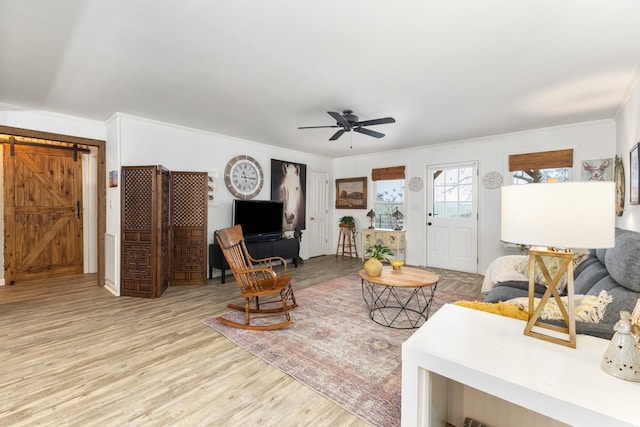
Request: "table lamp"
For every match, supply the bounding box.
[367,209,376,229]
[501,181,615,348]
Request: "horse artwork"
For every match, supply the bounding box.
[271,159,306,231]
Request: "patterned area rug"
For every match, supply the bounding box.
[203,271,478,427]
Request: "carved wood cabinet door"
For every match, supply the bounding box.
[121,167,207,297]
[3,144,83,284]
[121,165,170,298]
[170,171,208,285]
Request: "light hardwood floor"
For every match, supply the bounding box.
[0,256,482,426]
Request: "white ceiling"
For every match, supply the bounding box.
[2,1,640,158]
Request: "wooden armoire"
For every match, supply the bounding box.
[120,166,207,298]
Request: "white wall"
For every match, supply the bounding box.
[0,103,619,280]
[0,106,333,290]
[0,103,106,140]
[615,72,640,231]
[104,115,121,294]
[333,119,616,273]
[111,113,333,267]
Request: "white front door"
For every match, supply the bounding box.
[426,162,478,273]
[308,170,329,257]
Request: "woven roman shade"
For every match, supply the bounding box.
[371,166,405,181]
[508,149,573,171]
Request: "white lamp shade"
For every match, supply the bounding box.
[501,181,615,249]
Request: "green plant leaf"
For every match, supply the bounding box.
[364,243,395,261]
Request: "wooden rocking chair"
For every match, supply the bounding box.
[215,225,298,330]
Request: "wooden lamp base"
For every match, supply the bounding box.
[524,247,576,348]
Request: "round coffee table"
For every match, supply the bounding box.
[359,266,439,329]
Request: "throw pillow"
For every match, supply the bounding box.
[604,232,640,292]
[506,290,612,323]
[515,252,587,293]
[481,255,528,293]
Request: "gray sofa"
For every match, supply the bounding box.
[484,228,640,339]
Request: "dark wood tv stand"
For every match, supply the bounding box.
[209,238,300,283]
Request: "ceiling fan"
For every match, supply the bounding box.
[298,110,396,141]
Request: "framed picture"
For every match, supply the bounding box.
[581,158,613,181]
[270,159,307,231]
[630,144,639,205]
[335,177,367,209]
[207,171,219,206]
[109,170,118,188]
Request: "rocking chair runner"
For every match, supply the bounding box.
[215,225,298,330]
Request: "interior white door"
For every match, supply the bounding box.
[308,170,329,257]
[426,162,478,273]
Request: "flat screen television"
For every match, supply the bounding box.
[233,199,283,242]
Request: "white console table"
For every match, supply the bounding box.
[362,228,406,261]
[402,304,640,427]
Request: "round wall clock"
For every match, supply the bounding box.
[224,155,264,199]
[482,171,503,189]
[408,176,424,192]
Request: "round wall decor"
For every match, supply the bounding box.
[224,155,264,199]
[482,171,503,189]
[408,176,424,192]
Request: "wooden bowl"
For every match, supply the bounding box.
[390,259,404,270]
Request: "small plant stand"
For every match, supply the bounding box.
[336,224,358,258]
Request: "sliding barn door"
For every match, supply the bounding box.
[3,144,84,284]
[170,171,208,285]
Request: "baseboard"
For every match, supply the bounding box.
[104,281,118,296]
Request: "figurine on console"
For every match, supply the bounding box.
[601,311,640,382]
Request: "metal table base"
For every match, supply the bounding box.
[361,278,438,329]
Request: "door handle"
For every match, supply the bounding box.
[77,201,81,219]
[310,217,315,220]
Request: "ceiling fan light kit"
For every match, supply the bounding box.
[298,110,396,147]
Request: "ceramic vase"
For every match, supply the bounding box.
[364,257,383,277]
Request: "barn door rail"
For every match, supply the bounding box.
[5,136,90,160]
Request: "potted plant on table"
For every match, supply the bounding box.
[363,244,395,277]
[338,215,357,236]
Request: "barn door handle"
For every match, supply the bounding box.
[77,201,80,219]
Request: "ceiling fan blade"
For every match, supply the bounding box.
[329,129,346,141]
[327,111,351,128]
[357,117,396,127]
[354,127,385,138]
[298,125,340,129]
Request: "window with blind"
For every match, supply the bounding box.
[372,166,405,229]
[509,149,573,184]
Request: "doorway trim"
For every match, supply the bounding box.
[0,125,106,286]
